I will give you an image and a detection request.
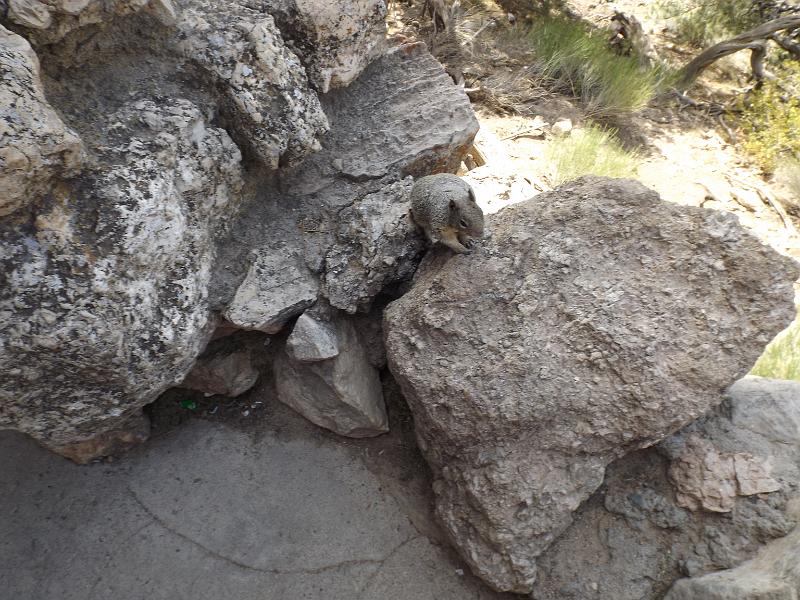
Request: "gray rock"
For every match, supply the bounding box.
[224,249,318,333]
[174,0,329,168]
[5,0,173,44]
[286,313,339,362]
[0,25,84,216]
[288,0,387,93]
[660,377,800,600]
[179,348,259,397]
[384,177,799,593]
[276,313,388,437]
[533,377,800,600]
[211,44,478,316]
[0,98,244,455]
[321,178,425,313]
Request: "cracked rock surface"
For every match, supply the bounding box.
[384,177,799,594]
[533,376,800,600]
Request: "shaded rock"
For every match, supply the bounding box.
[0,25,84,216]
[212,44,478,316]
[46,411,150,464]
[5,0,174,44]
[174,0,329,168]
[223,249,318,333]
[665,526,800,600]
[321,178,425,313]
[179,348,259,397]
[383,177,798,593]
[286,313,339,362]
[0,97,243,455]
[534,376,800,600]
[276,312,387,437]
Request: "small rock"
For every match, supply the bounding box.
[276,313,388,437]
[286,313,340,362]
[551,118,573,135]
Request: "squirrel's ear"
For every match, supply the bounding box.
[449,198,457,210]
[468,188,476,203]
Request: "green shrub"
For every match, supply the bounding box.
[740,61,800,174]
[509,18,673,117]
[751,314,800,381]
[776,159,800,202]
[544,125,641,185]
[653,0,760,46]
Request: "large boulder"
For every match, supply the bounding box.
[384,177,799,593]
[0,98,243,461]
[534,376,800,600]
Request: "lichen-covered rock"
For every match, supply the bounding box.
[174,0,329,168]
[534,376,800,600]
[384,177,799,593]
[0,98,243,455]
[321,178,425,313]
[0,25,84,216]
[287,0,387,93]
[276,312,388,437]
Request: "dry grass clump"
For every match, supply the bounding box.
[501,18,675,118]
[544,125,641,185]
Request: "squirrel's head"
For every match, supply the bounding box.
[450,186,485,239]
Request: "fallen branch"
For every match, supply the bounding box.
[677,15,800,89]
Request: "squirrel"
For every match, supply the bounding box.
[409,174,485,254]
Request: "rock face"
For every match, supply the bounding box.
[276,311,388,437]
[0,0,478,459]
[383,177,799,593]
[0,25,84,216]
[174,0,330,168]
[534,376,800,600]
[0,97,243,456]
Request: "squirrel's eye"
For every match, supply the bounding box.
[459,219,469,228]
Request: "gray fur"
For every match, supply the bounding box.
[410,174,484,254]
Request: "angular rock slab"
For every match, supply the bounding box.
[290,0,387,93]
[276,313,388,437]
[0,25,84,216]
[224,249,318,333]
[384,177,799,593]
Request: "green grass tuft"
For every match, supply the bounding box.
[544,125,642,185]
[508,18,674,118]
[751,314,800,381]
